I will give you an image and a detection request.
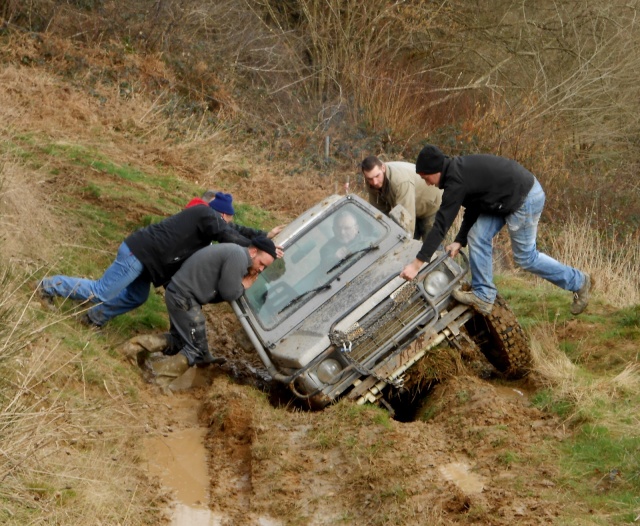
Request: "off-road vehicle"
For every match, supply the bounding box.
[232,194,530,409]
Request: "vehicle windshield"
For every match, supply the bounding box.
[244,201,388,329]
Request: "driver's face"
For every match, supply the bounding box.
[334,215,359,245]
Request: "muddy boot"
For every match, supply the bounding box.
[150,353,190,379]
[119,333,170,366]
[452,289,494,316]
[195,351,227,368]
[571,273,593,315]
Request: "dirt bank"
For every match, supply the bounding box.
[134,305,566,526]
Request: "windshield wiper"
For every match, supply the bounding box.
[278,283,332,314]
[326,244,380,274]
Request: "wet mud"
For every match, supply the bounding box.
[133,303,563,525]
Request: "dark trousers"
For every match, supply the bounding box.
[164,285,211,366]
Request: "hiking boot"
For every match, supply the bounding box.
[119,333,170,365]
[150,353,190,378]
[452,288,494,316]
[571,273,592,315]
[78,312,102,329]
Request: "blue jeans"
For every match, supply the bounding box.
[41,242,150,325]
[467,179,585,304]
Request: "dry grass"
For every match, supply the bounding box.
[530,323,640,431]
[0,263,165,525]
[0,60,173,523]
[1,6,639,523]
[548,214,640,308]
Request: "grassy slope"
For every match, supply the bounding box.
[0,36,639,526]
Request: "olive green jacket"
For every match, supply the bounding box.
[366,161,443,234]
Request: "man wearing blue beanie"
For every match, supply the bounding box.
[209,192,235,217]
[38,198,282,327]
[400,144,592,316]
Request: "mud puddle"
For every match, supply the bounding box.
[142,393,218,526]
[144,424,215,525]
[493,384,529,404]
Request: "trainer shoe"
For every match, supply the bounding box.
[452,289,494,316]
[77,312,102,329]
[33,280,55,309]
[571,273,592,315]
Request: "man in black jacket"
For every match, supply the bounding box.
[39,204,282,326]
[400,144,592,315]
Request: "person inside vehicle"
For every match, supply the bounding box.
[320,209,362,261]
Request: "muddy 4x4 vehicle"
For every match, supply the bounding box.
[232,194,531,409]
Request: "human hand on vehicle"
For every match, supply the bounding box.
[242,272,259,289]
[445,242,462,257]
[267,225,286,239]
[400,258,423,281]
[275,246,284,259]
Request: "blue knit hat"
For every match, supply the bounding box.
[209,192,235,215]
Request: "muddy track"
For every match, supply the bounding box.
[201,392,255,524]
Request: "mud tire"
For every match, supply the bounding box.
[464,294,531,378]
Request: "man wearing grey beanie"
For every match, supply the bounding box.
[400,144,592,316]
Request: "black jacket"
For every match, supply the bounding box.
[125,205,265,286]
[417,154,535,262]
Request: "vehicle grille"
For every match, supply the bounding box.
[348,291,429,365]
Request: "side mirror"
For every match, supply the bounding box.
[389,204,412,234]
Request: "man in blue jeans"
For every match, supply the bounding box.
[400,144,592,316]
[39,202,282,326]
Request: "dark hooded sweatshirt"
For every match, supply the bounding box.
[417,154,535,262]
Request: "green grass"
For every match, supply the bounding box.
[558,425,640,522]
[531,390,572,418]
[600,305,640,342]
[496,275,579,327]
[497,450,522,466]
[496,271,640,524]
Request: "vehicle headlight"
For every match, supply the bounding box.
[423,270,451,296]
[315,358,343,384]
